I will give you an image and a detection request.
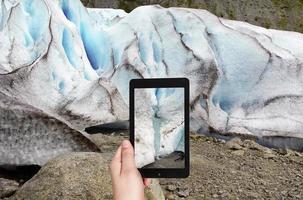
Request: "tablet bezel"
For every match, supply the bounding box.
[129,78,190,178]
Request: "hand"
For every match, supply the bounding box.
[110,140,151,200]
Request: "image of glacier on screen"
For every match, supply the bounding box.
[134,88,184,168]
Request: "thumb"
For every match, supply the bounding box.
[121,140,136,174]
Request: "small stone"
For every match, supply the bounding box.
[226,138,243,150]
[277,148,288,155]
[177,188,190,198]
[212,194,219,198]
[145,179,165,200]
[218,139,226,144]
[294,151,303,157]
[218,190,224,195]
[166,185,177,191]
[0,178,19,198]
[190,134,203,141]
[166,193,175,200]
[243,140,271,153]
[263,152,277,159]
[231,149,245,156]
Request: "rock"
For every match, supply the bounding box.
[165,193,175,200]
[243,140,271,153]
[165,184,177,191]
[145,179,165,200]
[282,149,300,157]
[226,138,243,150]
[0,178,19,198]
[190,134,204,141]
[218,190,224,195]
[294,151,303,157]
[177,188,190,198]
[277,148,288,155]
[231,150,245,156]
[10,152,164,200]
[263,152,277,159]
[10,153,112,200]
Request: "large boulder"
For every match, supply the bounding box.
[9,152,164,200]
[10,153,112,200]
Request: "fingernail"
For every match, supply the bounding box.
[122,140,130,148]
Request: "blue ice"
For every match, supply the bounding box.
[61,0,112,74]
[21,0,48,42]
[62,28,80,68]
[58,81,65,94]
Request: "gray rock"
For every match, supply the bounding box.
[10,152,112,200]
[263,152,277,159]
[165,193,175,200]
[0,178,19,198]
[243,140,272,153]
[145,179,165,200]
[226,138,243,150]
[231,149,245,156]
[9,152,164,200]
[177,188,190,197]
[166,184,177,191]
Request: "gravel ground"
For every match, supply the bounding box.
[90,132,303,199]
[161,134,303,200]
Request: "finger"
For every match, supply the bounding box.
[143,178,151,187]
[109,145,122,178]
[121,140,136,174]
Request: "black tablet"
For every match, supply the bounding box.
[129,78,189,178]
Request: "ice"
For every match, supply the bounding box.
[1,0,303,165]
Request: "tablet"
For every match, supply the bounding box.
[129,78,189,178]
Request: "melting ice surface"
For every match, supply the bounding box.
[134,88,184,168]
[1,0,303,165]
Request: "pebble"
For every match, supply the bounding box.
[263,152,277,159]
[218,190,224,195]
[166,193,175,200]
[243,140,271,153]
[166,185,177,191]
[226,138,243,150]
[177,188,190,197]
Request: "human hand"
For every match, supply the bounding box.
[110,140,150,200]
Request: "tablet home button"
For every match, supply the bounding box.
[158,173,161,176]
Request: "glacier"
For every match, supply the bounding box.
[1,0,303,166]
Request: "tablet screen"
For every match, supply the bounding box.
[134,87,185,169]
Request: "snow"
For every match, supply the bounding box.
[1,0,303,165]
